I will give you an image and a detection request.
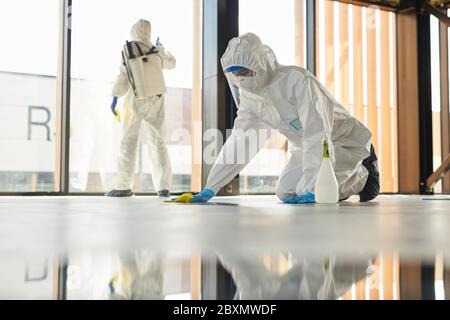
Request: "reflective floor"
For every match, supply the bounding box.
[0,195,449,299]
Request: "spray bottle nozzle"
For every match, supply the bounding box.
[323,139,330,159]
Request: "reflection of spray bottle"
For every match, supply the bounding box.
[315,139,339,204]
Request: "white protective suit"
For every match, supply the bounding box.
[111,19,176,191]
[205,33,372,200]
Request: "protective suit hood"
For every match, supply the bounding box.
[221,33,279,89]
[131,19,152,47]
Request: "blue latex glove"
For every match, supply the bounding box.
[156,36,163,47]
[111,96,118,115]
[111,96,120,122]
[190,189,215,203]
[283,192,315,204]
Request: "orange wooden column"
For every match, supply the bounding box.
[191,254,202,300]
[339,3,349,109]
[397,12,421,193]
[366,6,378,152]
[382,253,394,300]
[341,290,353,300]
[391,13,399,193]
[352,6,364,122]
[399,262,422,299]
[380,11,394,192]
[439,22,450,193]
[445,265,450,299]
[369,256,380,300]
[325,0,335,94]
[356,278,366,300]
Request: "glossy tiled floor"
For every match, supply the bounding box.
[1,195,450,300]
[0,195,449,255]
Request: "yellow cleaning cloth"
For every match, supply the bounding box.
[114,106,121,123]
[164,193,194,203]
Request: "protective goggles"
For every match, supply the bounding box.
[224,66,256,77]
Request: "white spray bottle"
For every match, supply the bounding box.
[315,139,339,204]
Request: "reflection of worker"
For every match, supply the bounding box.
[106,19,176,198]
[190,33,379,204]
[108,251,165,300]
[218,252,372,300]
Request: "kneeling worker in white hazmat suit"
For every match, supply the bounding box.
[106,19,176,198]
[187,33,379,204]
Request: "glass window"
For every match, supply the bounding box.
[238,0,304,194]
[69,0,202,193]
[0,0,59,192]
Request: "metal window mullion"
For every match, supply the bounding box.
[306,0,316,75]
[60,0,72,194]
[201,0,239,195]
[416,12,434,194]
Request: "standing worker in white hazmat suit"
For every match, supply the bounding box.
[188,33,379,204]
[106,19,176,198]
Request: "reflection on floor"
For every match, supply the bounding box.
[1,249,450,300]
[0,195,449,299]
